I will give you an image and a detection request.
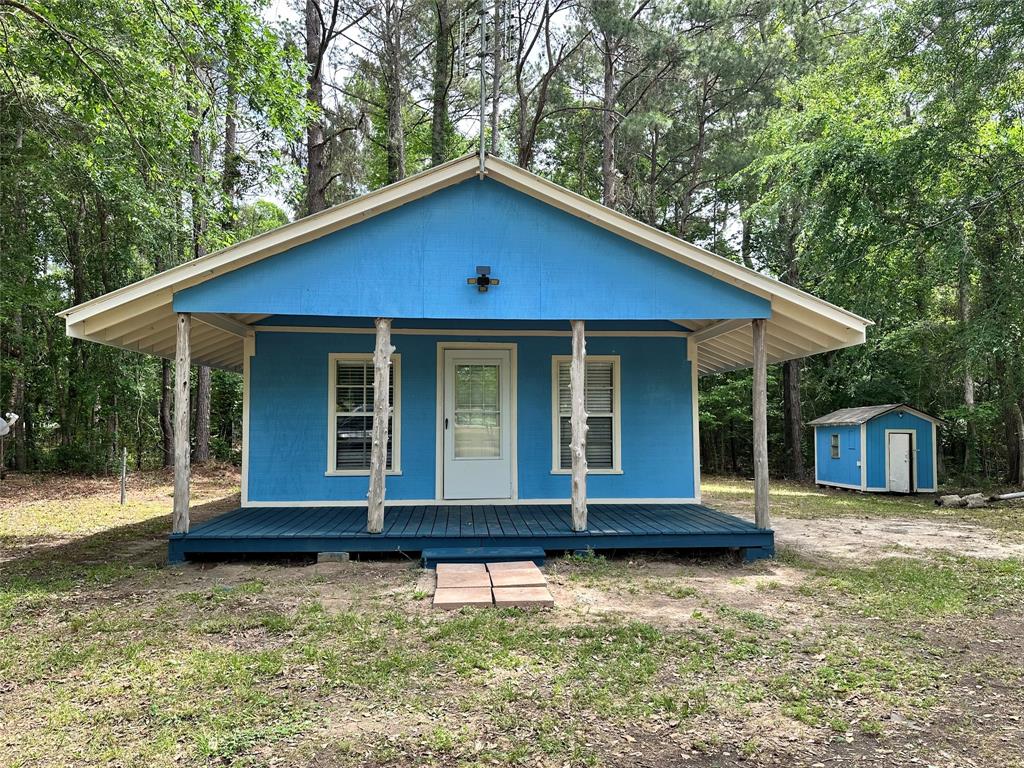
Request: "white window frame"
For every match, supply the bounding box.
[830,432,840,459]
[326,352,402,476]
[550,355,622,475]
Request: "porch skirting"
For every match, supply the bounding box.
[168,503,774,563]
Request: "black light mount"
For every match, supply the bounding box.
[467,265,500,292]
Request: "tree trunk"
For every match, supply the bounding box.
[305,0,328,215]
[958,252,976,477]
[190,122,211,463]
[488,0,502,154]
[383,0,406,184]
[780,211,803,481]
[782,360,804,480]
[8,310,27,470]
[1013,399,1024,485]
[430,0,452,166]
[222,76,239,230]
[600,42,617,208]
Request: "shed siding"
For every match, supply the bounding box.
[246,331,696,503]
[173,179,769,321]
[815,425,862,487]
[865,411,935,490]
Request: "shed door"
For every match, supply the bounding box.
[887,432,912,493]
[443,349,513,500]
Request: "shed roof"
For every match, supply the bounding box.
[809,404,943,426]
[59,153,871,374]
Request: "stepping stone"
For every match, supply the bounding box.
[433,587,493,610]
[492,586,554,609]
[436,570,492,589]
[486,561,540,572]
[489,569,547,588]
[436,563,487,575]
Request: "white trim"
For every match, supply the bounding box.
[829,431,841,459]
[551,354,622,474]
[818,480,864,491]
[687,341,701,503]
[865,487,889,493]
[860,422,868,490]
[931,421,939,487]
[240,334,255,506]
[257,325,687,338]
[813,426,821,485]
[883,428,917,492]
[434,342,518,501]
[810,404,945,427]
[327,352,402,475]
[241,496,703,508]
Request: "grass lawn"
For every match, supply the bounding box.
[1,468,1022,767]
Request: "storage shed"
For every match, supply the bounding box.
[810,405,941,493]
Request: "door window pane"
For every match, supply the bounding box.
[454,363,501,458]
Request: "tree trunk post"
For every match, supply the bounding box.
[368,318,394,534]
[173,313,191,534]
[570,320,588,531]
[752,318,770,529]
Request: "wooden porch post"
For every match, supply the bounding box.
[752,318,770,529]
[172,313,191,534]
[570,319,588,531]
[368,318,394,533]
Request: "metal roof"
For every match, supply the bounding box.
[60,153,872,374]
[809,404,943,426]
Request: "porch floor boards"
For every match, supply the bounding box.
[169,503,774,563]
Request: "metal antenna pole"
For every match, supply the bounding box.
[478,0,486,176]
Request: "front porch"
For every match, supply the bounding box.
[167,502,775,563]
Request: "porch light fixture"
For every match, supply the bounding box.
[467,265,500,292]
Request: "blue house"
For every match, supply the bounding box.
[60,154,870,563]
[810,405,942,493]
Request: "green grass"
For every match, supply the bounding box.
[2,470,1023,766]
[703,475,1024,534]
[809,555,1024,620]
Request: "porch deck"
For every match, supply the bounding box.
[168,503,774,563]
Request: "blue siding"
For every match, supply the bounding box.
[247,331,696,502]
[865,411,935,490]
[174,179,770,321]
[815,425,862,487]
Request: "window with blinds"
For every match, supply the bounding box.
[330,355,399,472]
[554,357,619,471]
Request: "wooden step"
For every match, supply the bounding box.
[422,546,545,569]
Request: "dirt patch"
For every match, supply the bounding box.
[773,516,1024,562]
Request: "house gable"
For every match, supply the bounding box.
[173,178,770,321]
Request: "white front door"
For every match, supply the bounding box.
[888,432,912,493]
[443,349,513,499]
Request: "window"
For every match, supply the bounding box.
[830,433,840,459]
[327,354,401,474]
[552,356,621,473]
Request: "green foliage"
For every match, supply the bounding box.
[2,0,1021,483]
[0,0,305,471]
